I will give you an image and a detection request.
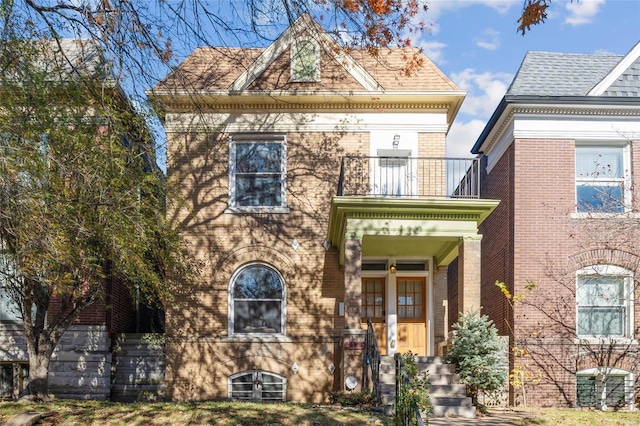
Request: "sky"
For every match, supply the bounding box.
[413,0,640,158]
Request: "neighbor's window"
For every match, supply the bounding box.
[228,136,287,211]
[291,39,319,82]
[576,369,632,409]
[229,263,285,335]
[0,250,20,323]
[228,370,286,401]
[575,145,628,213]
[576,265,633,338]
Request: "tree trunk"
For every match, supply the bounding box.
[25,343,54,401]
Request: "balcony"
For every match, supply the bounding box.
[337,156,480,199]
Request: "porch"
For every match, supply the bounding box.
[326,155,498,392]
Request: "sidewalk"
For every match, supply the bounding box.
[427,410,538,425]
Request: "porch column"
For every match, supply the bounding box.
[457,236,482,318]
[342,238,365,392]
[344,238,362,329]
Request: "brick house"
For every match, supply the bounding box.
[0,39,157,400]
[473,42,640,409]
[150,14,498,405]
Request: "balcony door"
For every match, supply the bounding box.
[375,149,415,196]
[396,277,426,355]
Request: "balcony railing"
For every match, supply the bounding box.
[337,156,481,198]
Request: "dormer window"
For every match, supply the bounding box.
[291,39,319,82]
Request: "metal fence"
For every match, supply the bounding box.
[338,156,480,199]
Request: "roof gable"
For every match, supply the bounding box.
[229,13,380,92]
[589,41,640,97]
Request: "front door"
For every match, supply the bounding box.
[397,277,427,355]
[361,277,386,355]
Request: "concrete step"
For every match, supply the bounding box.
[430,396,473,407]
[428,373,461,385]
[430,404,477,419]
[429,383,467,396]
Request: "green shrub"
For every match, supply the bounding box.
[395,351,431,425]
[446,310,506,411]
[328,389,374,406]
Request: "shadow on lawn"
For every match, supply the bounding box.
[3,401,392,426]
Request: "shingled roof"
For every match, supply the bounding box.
[507,42,640,98]
[155,45,459,93]
[507,51,623,97]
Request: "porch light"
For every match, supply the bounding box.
[389,264,396,274]
[392,134,400,149]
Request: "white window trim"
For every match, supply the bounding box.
[575,265,634,339]
[575,142,631,214]
[576,367,635,410]
[290,38,320,83]
[227,135,289,214]
[228,262,287,337]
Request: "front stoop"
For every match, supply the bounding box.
[379,355,476,419]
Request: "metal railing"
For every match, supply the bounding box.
[338,156,480,198]
[395,353,425,426]
[362,318,382,406]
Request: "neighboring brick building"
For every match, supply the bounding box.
[0,39,154,400]
[151,14,498,403]
[473,42,640,409]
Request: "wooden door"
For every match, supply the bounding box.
[397,277,426,355]
[361,277,386,355]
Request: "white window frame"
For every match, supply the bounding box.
[228,262,286,337]
[575,143,630,214]
[227,370,287,401]
[290,38,320,82]
[0,248,21,324]
[576,367,635,410]
[575,265,634,339]
[227,135,288,213]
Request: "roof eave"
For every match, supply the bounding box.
[471,95,640,154]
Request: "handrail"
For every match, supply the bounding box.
[337,156,480,199]
[362,318,382,406]
[395,353,425,426]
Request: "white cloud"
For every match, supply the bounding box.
[451,68,512,117]
[423,0,515,31]
[418,41,448,65]
[475,28,500,51]
[446,119,487,158]
[565,0,605,26]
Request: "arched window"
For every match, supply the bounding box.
[228,370,286,401]
[576,265,634,338]
[229,263,285,335]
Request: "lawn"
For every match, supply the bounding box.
[1,401,639,425]
[514,408,640,426]
[0,401,391,426]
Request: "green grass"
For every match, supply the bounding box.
[513,408,640,426]
[0,401,391,426]
[1,401,639,425]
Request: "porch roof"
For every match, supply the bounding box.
[326,197,499,267]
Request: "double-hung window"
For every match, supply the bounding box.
[228,136,287,212]
[575,144,629,213]
[576,265,633,338]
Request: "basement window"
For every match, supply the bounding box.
[0,363,28,400]
[228,370,286,401]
